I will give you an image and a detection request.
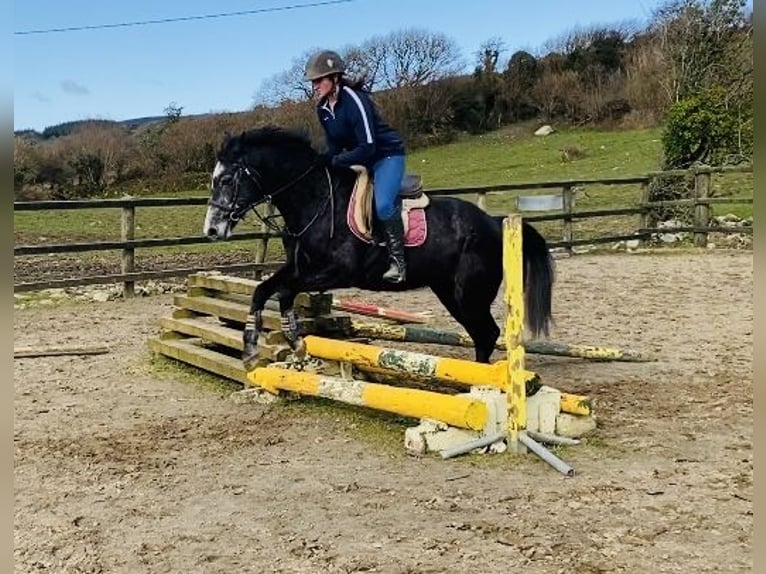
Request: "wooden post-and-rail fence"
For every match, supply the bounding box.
[14,197,285,295]
[13,164,752,298]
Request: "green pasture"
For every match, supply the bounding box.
[408,124,665,186]
[14,124,753,264]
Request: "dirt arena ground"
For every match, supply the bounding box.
[14,250,752,573]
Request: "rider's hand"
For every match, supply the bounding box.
[315,152,334,168]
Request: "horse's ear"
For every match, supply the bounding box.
[217,131,232,158]
[221,131,243,157]
[230,131,248,153]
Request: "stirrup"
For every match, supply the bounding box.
[382,261,406,283]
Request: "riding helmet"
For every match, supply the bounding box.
[305,50,345,81]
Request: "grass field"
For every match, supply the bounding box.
[14,123,753,263]
[409,124,665,186]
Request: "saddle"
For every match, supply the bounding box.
[346,165,430,247]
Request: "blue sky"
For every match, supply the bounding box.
[13,0,689,132]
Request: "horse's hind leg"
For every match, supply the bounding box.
[430,281,500,364]
[459,298,501,364]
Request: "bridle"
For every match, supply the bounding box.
[208,159,335,239]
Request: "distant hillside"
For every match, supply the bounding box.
[13,112,221,140]
[118,115,168,129]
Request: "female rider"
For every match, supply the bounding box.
[305,49,408,284]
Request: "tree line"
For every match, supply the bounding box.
[14,0,752,201]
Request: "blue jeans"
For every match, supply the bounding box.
[371,155,405,221]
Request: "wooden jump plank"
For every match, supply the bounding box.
[188,273,332,315]
[188,272,259,296]
[160,316,243,351]
[172,298,285,332]
[171,294,350,336]
[172,295,298,332]
[173,294,251,322]
[187,289,286,315]
[148,337,249,385]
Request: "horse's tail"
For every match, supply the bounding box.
[492,215,555,338]
[521,221,554,338]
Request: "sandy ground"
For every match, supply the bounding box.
[14,250,752,573]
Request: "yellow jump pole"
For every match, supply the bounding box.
[305,334,590,416]
[503,214,527,454]
[302,334,510,390]
[248,367,489,431]
[560,394,592,417]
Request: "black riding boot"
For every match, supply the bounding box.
[381,216,407,283]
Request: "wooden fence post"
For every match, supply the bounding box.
[121,203,135,298]
[693,168,712,248]
[254,203,275,280]
[638,179,654,247]
[561,186,574,255]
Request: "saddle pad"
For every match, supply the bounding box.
[347,168,428,247]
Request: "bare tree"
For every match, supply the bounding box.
[648,0,752,104]
[253,43,389,104]
[343,42,385,90]
[62,123,138,184]
[164,102,183,122]
[623,33,670,117]
[541,21,638,57]
[370,28,465,89]
[253,29,464,104]
[475,37,505,75]
[531,69,582,121]
[252,48,319,107]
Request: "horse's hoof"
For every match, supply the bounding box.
[291,337,307,361]
[242,354,261,372]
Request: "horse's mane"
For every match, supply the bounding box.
[219,126,316,161]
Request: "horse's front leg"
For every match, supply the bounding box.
[276,287,302,351]
[275,267,348,357]
[243,264,294,370]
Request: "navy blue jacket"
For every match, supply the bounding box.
[317,85,405,169]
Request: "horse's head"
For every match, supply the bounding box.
[203,127,318,240]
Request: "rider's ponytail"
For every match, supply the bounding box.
[340,75,369,93]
